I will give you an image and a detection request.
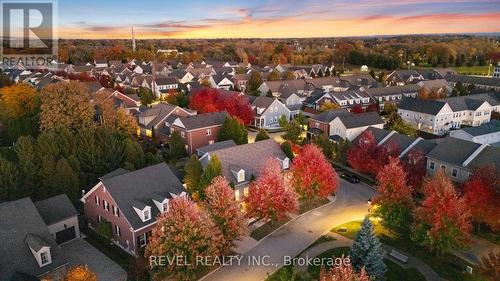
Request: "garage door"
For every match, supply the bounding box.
[56,226,76,244]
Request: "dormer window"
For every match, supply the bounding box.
[144,209,151,221]
[40,250,50,266]
[237,170,245,183]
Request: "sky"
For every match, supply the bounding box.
[56,0,500,39]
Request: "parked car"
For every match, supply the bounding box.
[340,173,360,183]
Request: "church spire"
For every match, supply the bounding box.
[131,25,136,52]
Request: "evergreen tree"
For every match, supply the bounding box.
[15,136,39,198]
[0,156,18,201]
[255,129,270,141]
[281,141,294,160]
[165,131,187,160]
[184,155,203,199]
[198,155,222,198]
[139,87,155,106]
[350,217,387,280]
[218,116,248,145]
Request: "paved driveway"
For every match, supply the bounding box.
[201,179,376,281]
[61,238,127,281]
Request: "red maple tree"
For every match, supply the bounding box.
[373,157,413,229]
[189,88,255,124]
[244,158,298,221]
[462,165,500,231]
[403,148,427,191]
[292,144,339,198]
[146,196,223,280]
[412,171,472,254]
[351,104,364,114]
[203,176,248,254]
[347,130,378,174]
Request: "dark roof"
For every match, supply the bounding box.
[398,98,448,115]
[196,140,236,155]
[446,74,500,87]
[426,137,482,166]
[366,84,421,97]
[100,163,185,230]
[438,95,488,111]
[383,133,415,152]
[155,77,178,85]
[176,111,227,131]
[253,96,276,109]
[34,194,78,225]
[466,146,500,175]
[207,139,287,185]
[138,103,178,129]
[356,127,392,144]
[408,139,439,155]
[337,112,384,129]
[310,109,350,123]
[0,198,68,280]
[82,81,103,94]
[460,120,500,136]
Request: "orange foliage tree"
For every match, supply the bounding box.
[65,265,97,281]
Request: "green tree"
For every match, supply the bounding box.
[385,113,417,137]
[218,116,248,145]
[282,120,302,144]
[139,87,155,106]
[198,155,222,197]
[255,129,270,141]
[248,71,263,93]
[0,156,18,201]
[350,217,387,280]
[15,136,38,198]
[165,131,187,160]
[124,139,145,170]
[278,114,289,128]
[332,139,351,164]
[281,141,294,160]
[184,155,203,199]
[268,69,280,81]
[313,134,335,159]
[96,220,113,240]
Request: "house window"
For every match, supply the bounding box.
[113,205,120,217]
[97,215,102,223]
[95,195,99,205]
[452,168,458,178]
[163,202,169,213]
[429,162,435,170]
[315,122,319,128]
[115,225,121,236]
[237,170,245,183]
[144,209,151,221]
[138,233,147,247]
[441,165,446,171]
[206,129,212,136]
[103,200,109,211]
[181,131,186,138]
[40,251,49,266]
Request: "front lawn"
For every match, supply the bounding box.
[332,220,480,281]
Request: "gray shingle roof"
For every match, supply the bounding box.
[426,137,482,166]
[466,146,500,174]
[177,111,227,131]
[337,112,384,129]
[0,198,68,280]
[34,194,79,226]
[446,74,500,87]
[196,140,236,155]
[365,84,421,97]
[207,139,287,185]
[398,98,447,115]
[438,96,488,111]
[100,163,185,230]
[461,120,500,137]
[310,109,350,123]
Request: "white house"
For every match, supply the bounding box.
[251,96,291,129]
[450,120,500,145]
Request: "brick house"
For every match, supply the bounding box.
[137,102,196,141]
[80,163,186,256]
[170,111,228,154]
